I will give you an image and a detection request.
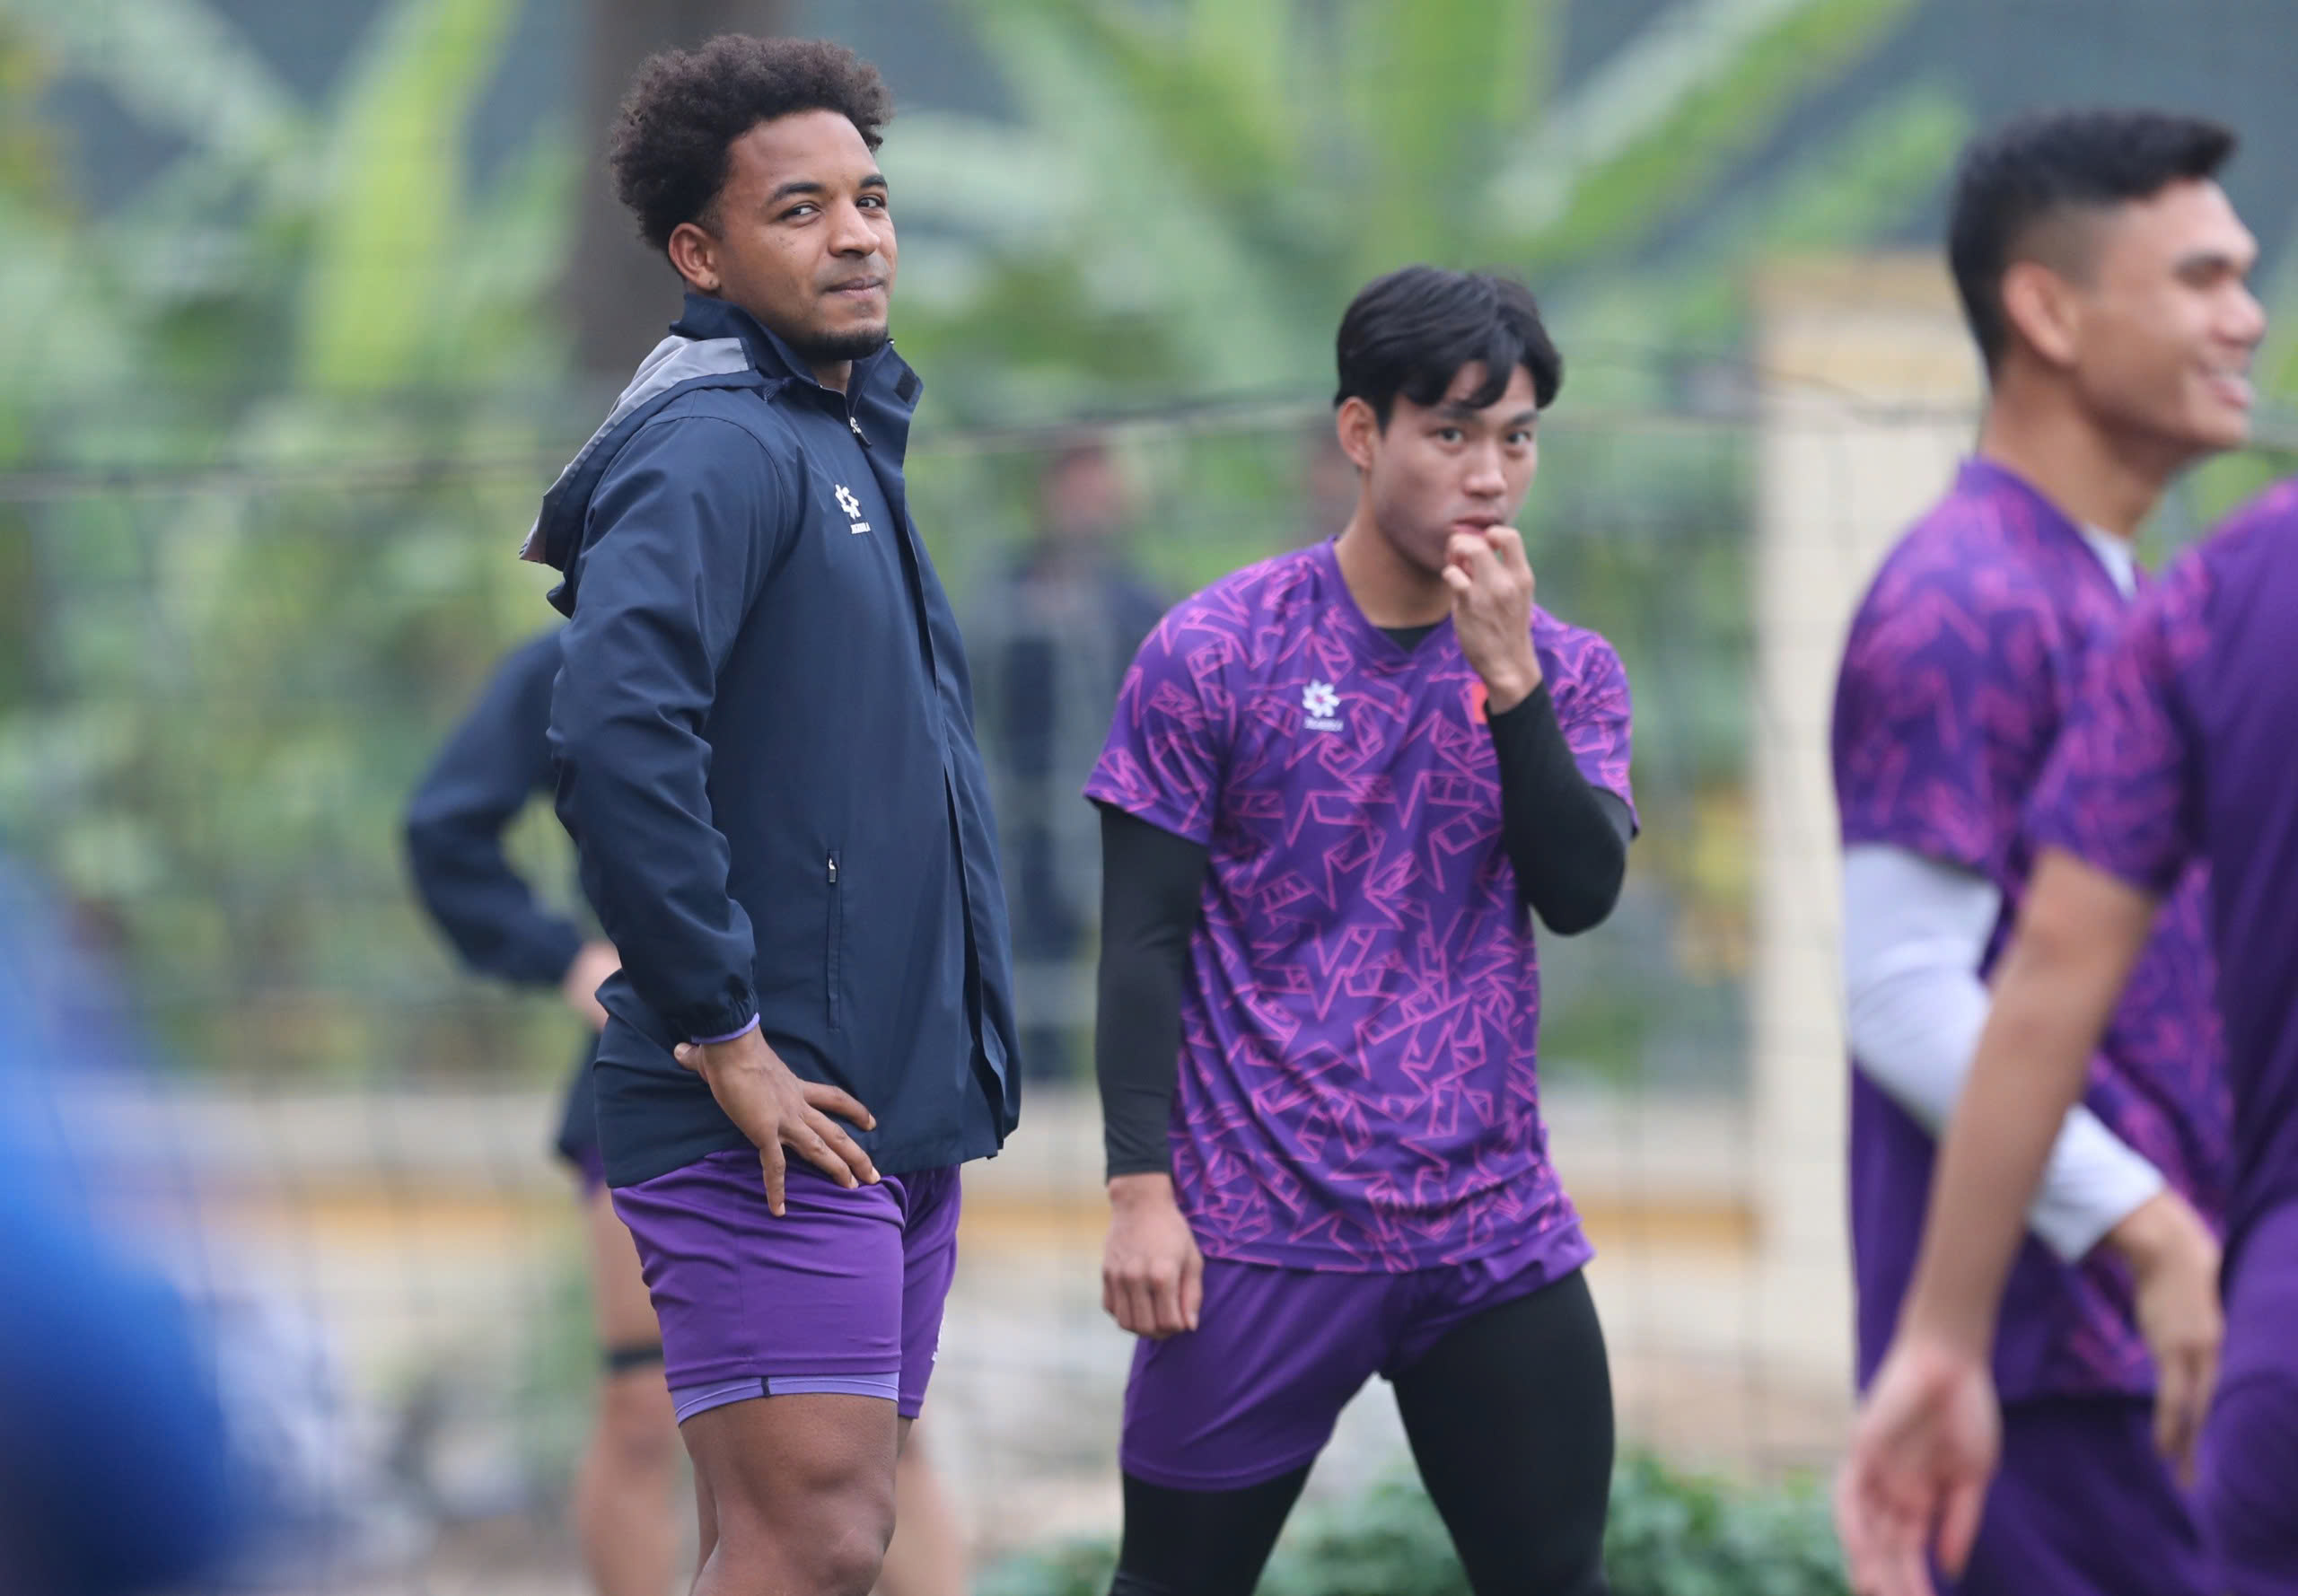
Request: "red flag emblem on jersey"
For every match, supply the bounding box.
[1465,680,1489,724]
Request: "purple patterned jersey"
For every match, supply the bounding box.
[1084,539,1635,1274]
[1830,459,2228,1404]
[2030,480,2298,1296]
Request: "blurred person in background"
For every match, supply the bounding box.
[1829,108,2260,1596]
[407,628,678,1596]
[529,34,1016,1596]
[970,439,1164,1081]
[407,628,971,1596]
[1087,266,1635,1596]
[1838,478,2298,1594]
[0,855,239,1596]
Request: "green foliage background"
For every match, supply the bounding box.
[0,0,1981,1090]
[978,1454,1850,1596]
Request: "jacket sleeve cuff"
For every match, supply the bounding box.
[664,971,759,1046]
[689,1013,760,1047]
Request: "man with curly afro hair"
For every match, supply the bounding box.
[528,35,1021,1596]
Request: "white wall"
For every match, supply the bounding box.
[1750,254,1982,1376]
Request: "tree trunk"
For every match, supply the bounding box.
[566,0,794,384]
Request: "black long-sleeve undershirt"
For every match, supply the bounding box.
[1095,806,1208,1178]
[1094,667,1635,1178]
[1487,682,1635,934]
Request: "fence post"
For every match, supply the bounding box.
[1750,255,1980,1381]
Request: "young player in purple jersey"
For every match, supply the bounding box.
[1838,481,2298,1595]
[1829,109,2262,1596]
[1085,266,1636,1595]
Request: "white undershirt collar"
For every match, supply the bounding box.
[2078,524,2138,599]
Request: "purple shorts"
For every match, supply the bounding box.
[1121,1249,1575,1491]
[2199,1202,2298,1593]
[610,1151,961,1424]
[1933,1396,2207,1595]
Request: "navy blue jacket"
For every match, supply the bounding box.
[535,294,1020,1186]
[404,632,586,988]
[402,629,602,1168]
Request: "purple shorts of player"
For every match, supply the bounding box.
[2199,1202,2298,1594]
[610,1151,961,1424]
[1928,1396,2208,1596]
[1121,1245,1587,1491]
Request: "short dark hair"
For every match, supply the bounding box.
[1949,109,2235,372]
[610,35,894,253]
[1334,267,1563,425]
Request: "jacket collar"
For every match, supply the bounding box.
[669,293,921,451]
[520,295,926,604]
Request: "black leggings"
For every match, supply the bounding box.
[1109,1267,1614,1596]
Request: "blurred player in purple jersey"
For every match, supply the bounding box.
[1829,109,2262,1596]
[1086,266,1636,1596]
[1838,482,2298,1594]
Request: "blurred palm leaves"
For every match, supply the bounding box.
[0,0,574,1080]
[0,0,1983,1085]
[1,0,569,411]
[892,0,1969,414]
[880,0,1974,1081]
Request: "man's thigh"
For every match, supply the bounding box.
[1389,1267,1612,1596]
[2199,1372,2298,1596]
[1119,1259,1393,1491]
[2201,1205,2298,1595]
[610,1152,908,1404]
[897,1167,963,1420]
[1949,1397,2209,1596]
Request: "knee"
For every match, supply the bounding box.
[811,1508,893,1596]
[715,1482,893,1596]
[771,1501,891,1596]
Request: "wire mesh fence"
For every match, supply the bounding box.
[4,311,2292,1589]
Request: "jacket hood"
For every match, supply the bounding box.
[521,294,922,610]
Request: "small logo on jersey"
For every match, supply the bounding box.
[1466,680,1489,724]
[834,483,872,535]
[1302,680,1343,732]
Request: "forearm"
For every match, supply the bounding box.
[1853,967,2165,1259]
[1488,684,1631,934]
[547,417,785,1039]
[1899,852,2160,1350]
[1843,845,2163,1259]
[1855,977,2163,1258]
[554,722,757,1039]
[1094,805,1208,1179]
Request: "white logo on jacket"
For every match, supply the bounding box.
[1302,680,1343,732]
[834,484,872,535]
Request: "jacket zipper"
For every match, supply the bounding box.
[825,850,843,1030]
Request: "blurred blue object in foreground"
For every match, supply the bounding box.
[0,857,240,1595]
